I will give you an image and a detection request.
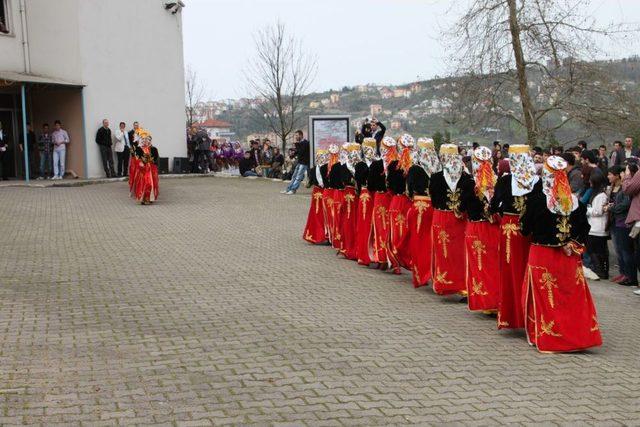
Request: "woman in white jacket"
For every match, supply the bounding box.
[586,169,610,279]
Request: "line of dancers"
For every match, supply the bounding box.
[128,128,159,205]
[303,136,602,353]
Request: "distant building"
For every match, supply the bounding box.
[320,98,331,106]
[370,104,383,116]
[379,88,393,99]
[390,120,402,130]
[309,101,321,109]
[356,85,369,93]
[393,88,412,98]
[410,83,423,93]
[330,93,340,104]
[194,119,234,140]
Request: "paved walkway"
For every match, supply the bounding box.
[0,177,638,426]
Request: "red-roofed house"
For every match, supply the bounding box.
[193,119,234,140]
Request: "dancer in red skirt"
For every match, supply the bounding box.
[322,144,341,246]
[490,144,541,329]
[461,146,500,312]
[337,142,361,259]
[303,149,329,244]
[371,136,399,269]
[388,134,415,272]
[328,144,346,251]
[405,138,440,287]
[356,138,377,266]
[128,127,141,196]
[133,129,159,205]
[429,144,472,296]
[520,155,602,353]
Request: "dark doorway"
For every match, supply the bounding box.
[0,109,17,179]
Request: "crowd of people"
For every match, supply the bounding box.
[298,130,640,353]
[186,126,302,180]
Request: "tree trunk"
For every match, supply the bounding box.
[507,0,538,146]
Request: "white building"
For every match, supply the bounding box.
[0,0,186,179]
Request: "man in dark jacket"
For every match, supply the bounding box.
[281,130,309,194]
[95,119,115,178]
[370,119,386,155]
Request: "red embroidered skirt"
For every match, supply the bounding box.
[388,194,412,271]
[432,209,467,295]
[303,186,327,244]
[339,186,358,260]
[524,244,602,353]
[406,196,433,287]
[330,189,345,251]
[356,189,375,266]
[134,163,159,202]
[465,220,500,312]
[322,188,334,244]
[128,153,138,194]
[372,191,393,266]
[497,214,530,329]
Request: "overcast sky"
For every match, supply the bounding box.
[183,0,640,100]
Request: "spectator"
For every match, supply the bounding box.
[51,120,69,180]
[197,131,211,173]
[607,165,636,286]
[114,121,130,177]
[0,121,7,180]
[249,140,262,171]
[239,151,258,177]
[281,130,309,195]
[561,152,583,194]
[501,143,510,158]
[95,119,115,178]
[37,123,53,180]
[493,140,501,153]
[272,147,284,179]
[621,158,640,295]
[129,121,140,149]
[578,140,588,153]
[610,140,623,166]
[597,145,608,173]
[282,148,296,180]
[497,158,510,177]
[492,149,503,174]
[260,139,274,178]
[586,169,609,279]
[580,150,598,203]
[370,119,386,154]
[472,142,479,150]
[622,136,639,162]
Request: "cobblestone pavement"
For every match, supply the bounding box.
[1,177,639,426]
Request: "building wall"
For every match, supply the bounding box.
[0,0,25,72]
[78,0,186,177]
[1,0,186,178]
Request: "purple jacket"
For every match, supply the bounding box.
[622,172,640,225]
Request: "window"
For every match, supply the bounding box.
[0,0,8,34]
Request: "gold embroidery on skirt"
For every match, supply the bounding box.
[435,269,453,285]
[471,278,488,296]
[313,192,323,215]
[414,200,429,232]
[360,193,371,220]
[472,240,486,271]
[502,223,519,264]
[438,230,450,259]
[539,315,562,337]
[394,214,406,237]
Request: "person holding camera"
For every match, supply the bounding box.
[370,119,386,154]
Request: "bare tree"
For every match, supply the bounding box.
[445,0,640,146]
[245,21,317,152]
[185,65,207,128]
